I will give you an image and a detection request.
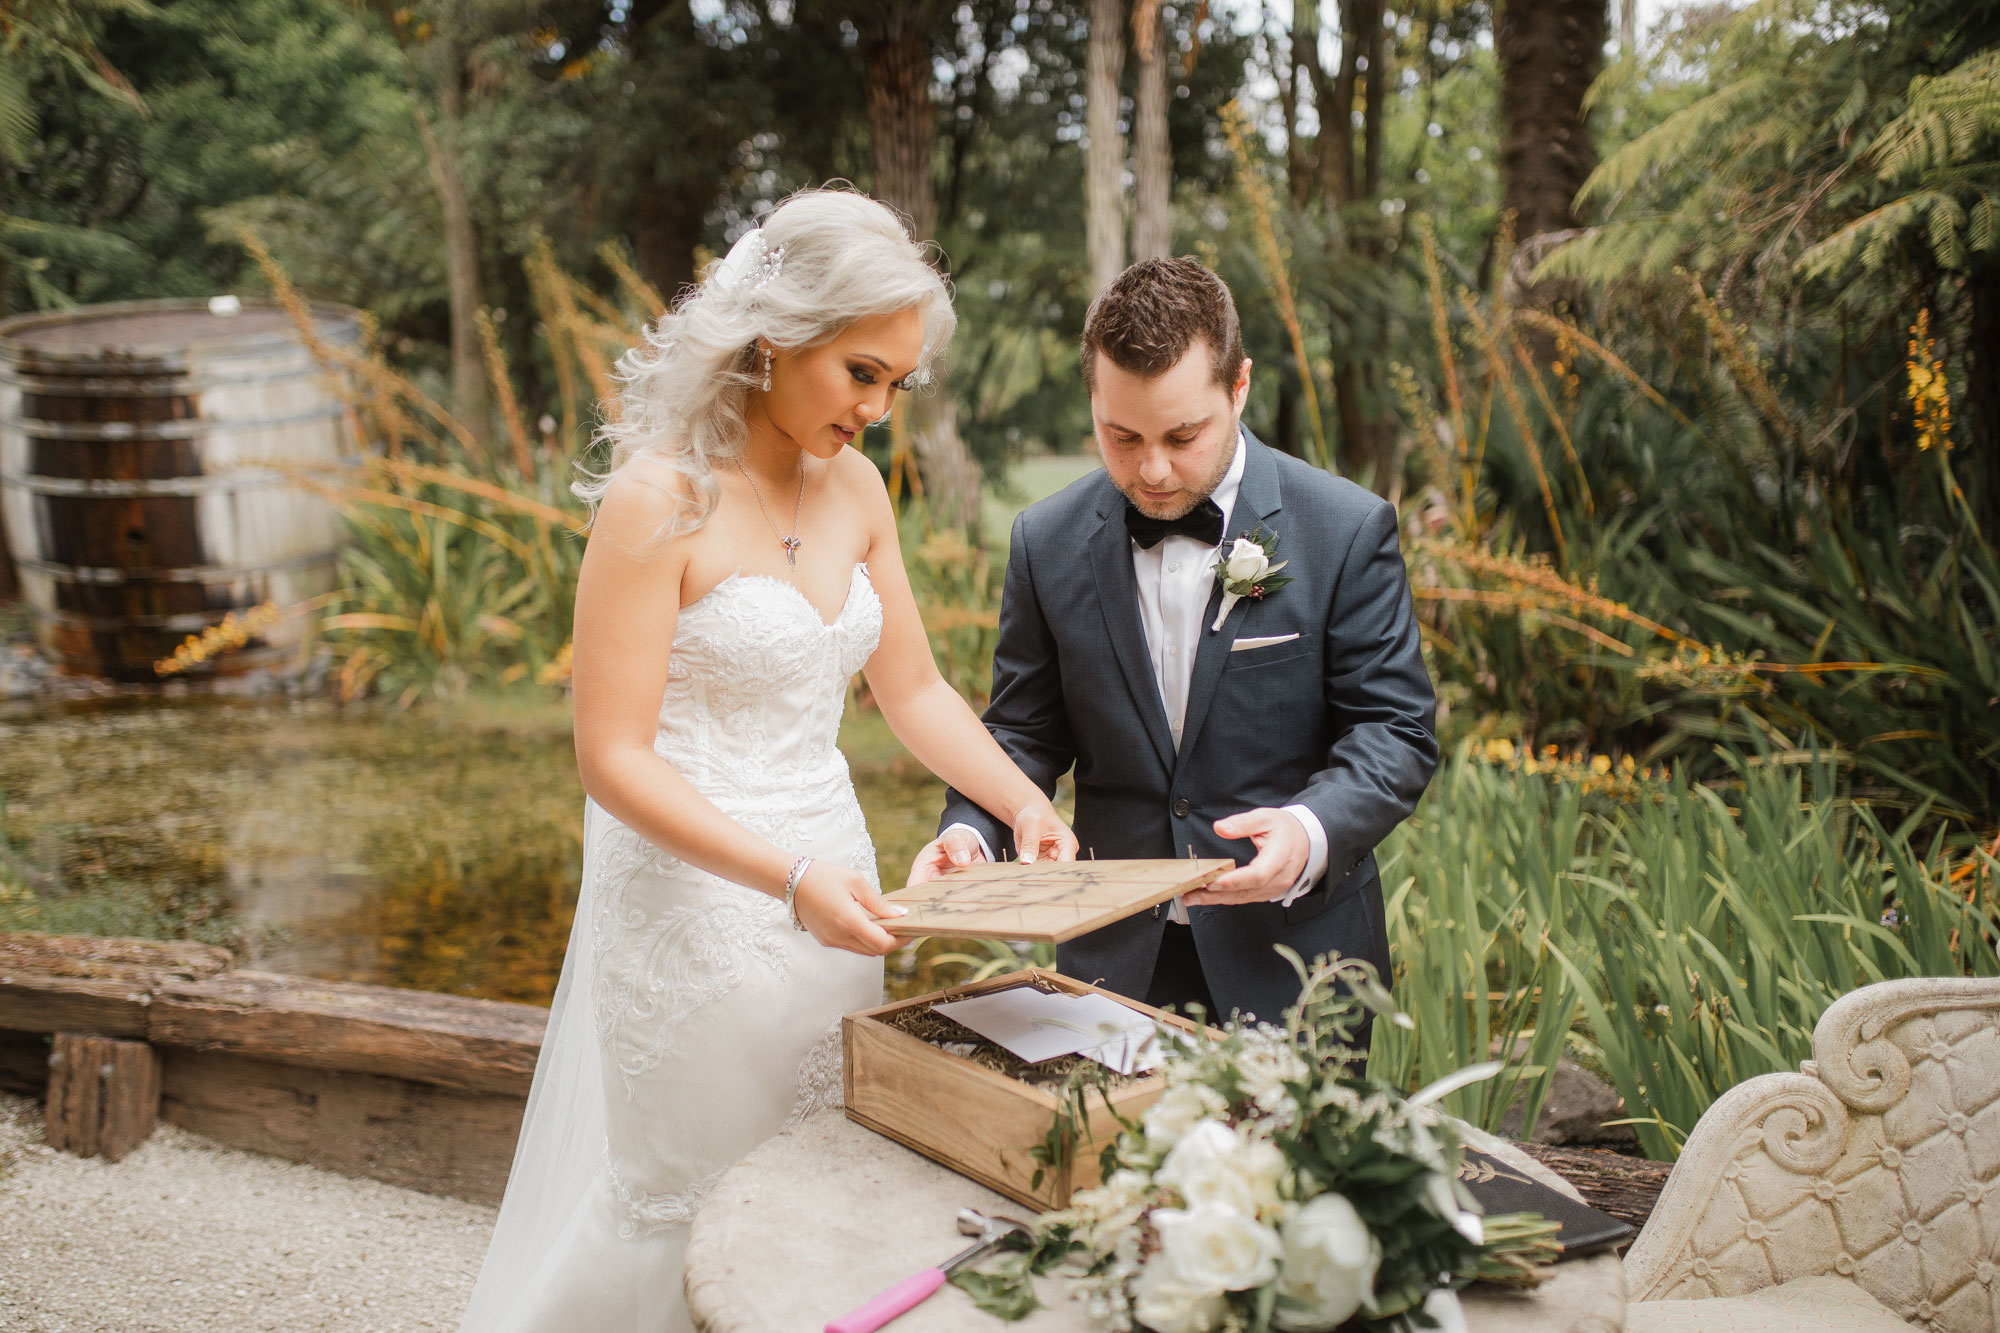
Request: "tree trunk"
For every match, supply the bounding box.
[417,33,488,435]
[1319,0,1359,211]
[630,162,705,300]
[1274,355,1301,458]
[628,0,713,299]
[1129,1,1171,263]
[1360,0,1385,199]
[857,2,982,533]
[862,14,938,245]
[1287,0,1316,208]
[1495,0,1606,244]
[1086,0,1128,294]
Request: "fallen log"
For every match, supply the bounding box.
[160,1049,523,1204]
[0,933,233,1037]
[1513,1141,1673,1228]
[1,932,542,1201]
[149,971,545,1097]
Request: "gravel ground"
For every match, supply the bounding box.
[0,1094,497,1332]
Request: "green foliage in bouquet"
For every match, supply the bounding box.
[955,952,1560,1333]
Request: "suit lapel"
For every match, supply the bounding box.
[1089,495,1178,774]
[1176,432,1285,766]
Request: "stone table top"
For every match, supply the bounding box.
[685,1112,1626,1333]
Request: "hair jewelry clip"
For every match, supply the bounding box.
[708,227,786,296]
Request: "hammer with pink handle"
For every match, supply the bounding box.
[823,1208,1032,1333]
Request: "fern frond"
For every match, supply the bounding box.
[1580,72,1783,205]
[1868,50,2000,183]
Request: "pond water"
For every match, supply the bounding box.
[0,694,968,1004]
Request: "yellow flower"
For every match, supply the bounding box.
[1590,754,1613,776]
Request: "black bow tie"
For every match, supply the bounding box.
[1124,497,1224,550]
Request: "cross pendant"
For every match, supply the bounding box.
[782,535,802,568]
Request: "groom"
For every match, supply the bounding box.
[909,257,1437,1036]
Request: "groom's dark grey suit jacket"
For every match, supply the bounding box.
[938,431,1438,1023]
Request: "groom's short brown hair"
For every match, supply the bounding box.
[1081,257,1245,396]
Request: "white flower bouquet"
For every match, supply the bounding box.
[954,951,1561,1332]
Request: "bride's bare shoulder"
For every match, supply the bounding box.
[589,456,704,558]
[826,445,892,517]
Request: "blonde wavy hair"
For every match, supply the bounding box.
[574,187,955,536]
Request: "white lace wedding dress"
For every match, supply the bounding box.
[460,563,887,1332]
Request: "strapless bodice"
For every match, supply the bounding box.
[654,563,882,798]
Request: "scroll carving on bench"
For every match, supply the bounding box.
[1623,976,2000,1332]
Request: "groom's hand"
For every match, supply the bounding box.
[1183,809,1310,905]
[906,827,990,886]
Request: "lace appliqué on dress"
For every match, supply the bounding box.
[603,1148,727,1240]
[783,1019,846,1130]
[594,870,795,1095]
[600,1020,847,1238]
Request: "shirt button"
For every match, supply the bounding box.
[1173,798,1191,818]
[1167,561,1181,573]
[1167,644,1178,656]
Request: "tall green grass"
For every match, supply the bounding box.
[1374,745,2000,1160]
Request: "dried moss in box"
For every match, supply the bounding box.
[880,984,1151,1094]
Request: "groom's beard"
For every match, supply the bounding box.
[1115,430,1238,520]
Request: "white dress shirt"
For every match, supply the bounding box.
[950,431,1330,920]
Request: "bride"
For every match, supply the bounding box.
[459,188,1076,1331]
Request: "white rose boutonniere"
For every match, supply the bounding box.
[1211,525,1295,631]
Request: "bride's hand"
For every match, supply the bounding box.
[1011,801,1077,865]
[793,862,906,956]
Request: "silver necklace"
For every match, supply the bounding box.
[738,460,805,570]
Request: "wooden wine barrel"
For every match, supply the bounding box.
[0,298,362,681]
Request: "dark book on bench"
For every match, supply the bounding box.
[1457,1147,1636,1256]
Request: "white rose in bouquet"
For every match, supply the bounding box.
[1271,1192,1381,1331]
[1143,1081,1227,1152]
[1223,537,1270,584]
[1130,1260,1229,1333]
[1151,1204,1283,1293]
[1157,1122,1260,1214]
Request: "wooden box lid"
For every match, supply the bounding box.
[882,858,1233,944]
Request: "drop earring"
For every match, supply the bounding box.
[760,345,773,392]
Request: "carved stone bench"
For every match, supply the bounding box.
[1624,976,2000,1332]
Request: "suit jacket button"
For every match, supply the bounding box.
[1173,798,1191,818]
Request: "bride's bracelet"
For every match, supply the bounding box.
[783,856,813,932]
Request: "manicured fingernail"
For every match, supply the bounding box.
[888,905,908,916]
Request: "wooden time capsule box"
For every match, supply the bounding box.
[842,858,1231,1212]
